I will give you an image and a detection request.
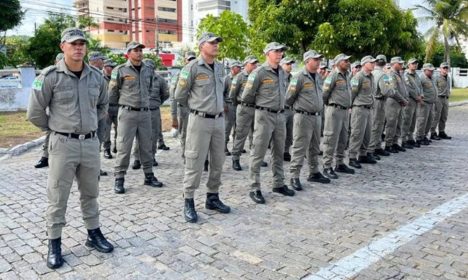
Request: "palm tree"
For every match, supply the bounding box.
[416,0,468,64]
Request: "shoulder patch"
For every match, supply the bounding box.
[248,72,257,82]
[324,76,332,85]
[290,78,298,86]
[351,78,359,87]
[32,77,44,91]
[180,69,190,80]
[111,70,118,80]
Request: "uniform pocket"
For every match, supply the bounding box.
[53,87,74,105]
[184,150,199,170]
[88,87,100,108]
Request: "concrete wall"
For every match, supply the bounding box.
[0,67,35,111]
[452,68,468,88]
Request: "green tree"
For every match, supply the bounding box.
[27,13,75,68]
[4,36,31,67]
[0,0,24,45]
[197,11,249,60]
[417,0,468,64]
[430,43,468,67]
[106,53,127,65]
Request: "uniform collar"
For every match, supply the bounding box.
[301,68,316,79]
[262,61,280,73]
[56,59,90,79]
[125,60,145,72]
[242,69,249,76]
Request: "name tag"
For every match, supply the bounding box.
[124,75,136,81]
[196,73,210,81]
[336,80,346,86]
[303,82,314,89]
[262,79,274,85]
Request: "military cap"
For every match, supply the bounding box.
[198,32,223,46]
[229,60,242,68]
[243,55,258,65]
[61,27,87,43]
[360,56,376,65]
[319,61,328,69]
[143,58,155,68]
[440,62,449,68]
[407,58,418,64]
[88,51,106,61]
[329,59,335,68]
[351,61,362,68]
[390,56,405,64]
[385,63,392,69]
[263,42,287,54]
[103,59,117,67]
[185,51,196,60]
[376,54,387,62]
[280,57,295,65]
[126,41,145,53]
[334,53,351,64]
[55,53,64,62]
[303,50,323,61]
[422,63,435,71]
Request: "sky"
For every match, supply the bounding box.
[11,0,431,37]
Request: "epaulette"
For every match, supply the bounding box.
[40,65,57,77]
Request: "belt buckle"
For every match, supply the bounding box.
[78,134,86,140]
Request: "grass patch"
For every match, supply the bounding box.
[450,88,468,103]
[0,111,43,148]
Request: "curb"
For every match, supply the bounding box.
[449,101,468,107]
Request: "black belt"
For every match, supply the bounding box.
[240,102,255,108]
[285,106,291,110]
[438,96,449,99]
[190,109,223,119]
[255,106,284,114]
[374,96,386,100]
[352,105,372,109]
[328,103,348,110]
[295,109,320,116]
[120,105,149,111]
[109,104,119,107]
[149,108,159,111]
[55,131,96,140]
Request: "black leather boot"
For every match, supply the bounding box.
[232,159,242,171]
[290,178,303,191]
[359,154,377,164]
[158,143,170,150]
[272,185,295,196]
[152,158,158,166]
[46,238,64,269]
[204,160,209,172]
[283,152,291,162]
[349,158,362,169]
[184,198,198,223]
[104,149,113,159]
[114,178,125,194]
[224,143,231,156]
[249,190,265,204]
[85,228,114,253]
[439,131,452,139]
[430,132,441,140]
[205,193,231,213]
[323,167,338,179]
[112,146,117,153]
[35,157,49,168]
[144,173,163,188]
[375,148,390,156]
[372,153,381,160]
[132,160,141,170]
[335,164,355,174]
[385,145,398,153]
[393,144,406,152]
[261,161,268,167]
[307,172,331,184]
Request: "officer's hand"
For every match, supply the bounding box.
[172,118,178,129]
[224,105,228,113]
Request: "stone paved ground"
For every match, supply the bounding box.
[1,105,468,280]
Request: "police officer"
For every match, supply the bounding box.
[350,61,361,77]
[242,42,295,204]
[287,50,330,191]
[174,32,231,223]
[27,28,113,269]
[348,56,378,169]
[416,63,437,145]
[224,60,242,156]
[384,57,408,153]
[322,53,355,179]
[34,53,65,169]
[280,57,295,162]
[229,55,259,171]
[402,58,423,149]
[102,59,119,154]
[109,42,163,194]
[431,62,452,140]
[132,58,169,169]
[170,51,196,158]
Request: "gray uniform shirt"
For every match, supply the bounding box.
[419,73,437,104]
[404,70,423,100]
[27,59,108,134]
[389,69,409,101]
[351,70,374,106]
[286,69,323,113]
[169,71,180,118]
[174,56,225,115]
[436,74,450,97]
[322,69,352,108]
[149,72,170,108]
[223,73,235,103]
[241,62,286,111]
[108,60,153,108]
[228,70,249,106]
[372,67,403,102]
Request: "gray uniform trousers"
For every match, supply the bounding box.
[97,115,109,150]
[401,98,417,142]
[232,104,255,161]
[348,106,372,159]
[322,106,349,168]
[415,102,433,140]
[431,97,449,133]
[225,103,237,143]
[384,99,402,147]
[183,114,225,198]
[114,108,153,178]
[157,114,165,146]
[284,108,294,153]
[42,131,51,158]
[289,113,321,178]
[103,105,119,150]
[178,105,190,158]
[133,108,161,161]
[249,110,286,191]
[368,98,386,152]
[47,132,100,239]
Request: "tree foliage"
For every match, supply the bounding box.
[0,0,24,43]
[196,11,249,60]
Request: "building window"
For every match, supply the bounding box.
[158,18,177,24]
[158,7,176,13]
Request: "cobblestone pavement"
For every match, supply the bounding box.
[1,105,467,280]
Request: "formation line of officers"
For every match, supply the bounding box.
[26,28,452,269]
